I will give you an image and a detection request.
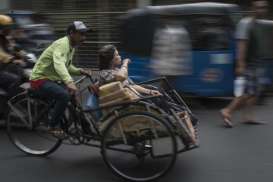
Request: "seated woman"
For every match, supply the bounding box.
[94,44,197,147]
[96,44,160,96]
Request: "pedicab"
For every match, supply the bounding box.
[6,75,198,182]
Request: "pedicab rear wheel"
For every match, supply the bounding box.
[101,111,177,182]
[6,92,62,156]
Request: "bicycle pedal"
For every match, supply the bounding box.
[50,131,68,140]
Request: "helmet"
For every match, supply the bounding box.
[0,15,13,27]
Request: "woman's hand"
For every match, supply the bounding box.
[149,90,161,96]
[123,58,131,65]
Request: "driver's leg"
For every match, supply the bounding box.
[35,80,70,128]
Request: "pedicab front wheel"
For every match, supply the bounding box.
[101,111,177,182]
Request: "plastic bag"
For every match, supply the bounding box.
[86,93,98,109]
[85,93,101,120]
[234,76,246,97]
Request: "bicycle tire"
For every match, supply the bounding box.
[101,111,177,182]
[6,92,62,156]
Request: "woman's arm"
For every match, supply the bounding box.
[130,84,161,96]
[114,59,130,81]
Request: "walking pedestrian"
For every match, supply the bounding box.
[220,0,271,127]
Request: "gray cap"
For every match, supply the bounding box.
[73,21,90,32]
[67,21,91,34]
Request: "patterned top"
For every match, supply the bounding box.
[93,69,133,86]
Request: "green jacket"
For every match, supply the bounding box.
[30,36,81,84]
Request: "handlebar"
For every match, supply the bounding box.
[74,74,96,85]
[74,75,87,85]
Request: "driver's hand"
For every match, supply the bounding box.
[80,69,92,76]
[66,82,78,95]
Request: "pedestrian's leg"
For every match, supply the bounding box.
[241,96,266,124]
[240,66,268,124]
[220,95,248,127]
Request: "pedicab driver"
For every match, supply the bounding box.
[30,21,91,135]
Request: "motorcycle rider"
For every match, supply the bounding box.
[0,14,27,117]
[0,15,27,96]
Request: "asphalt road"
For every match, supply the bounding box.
[1,98,273,182]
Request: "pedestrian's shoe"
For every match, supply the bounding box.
[220,109,233,128]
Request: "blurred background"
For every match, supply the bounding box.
[1,0,269,68]
[1,0,273,97]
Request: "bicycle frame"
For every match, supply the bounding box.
[7,75,198,154]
